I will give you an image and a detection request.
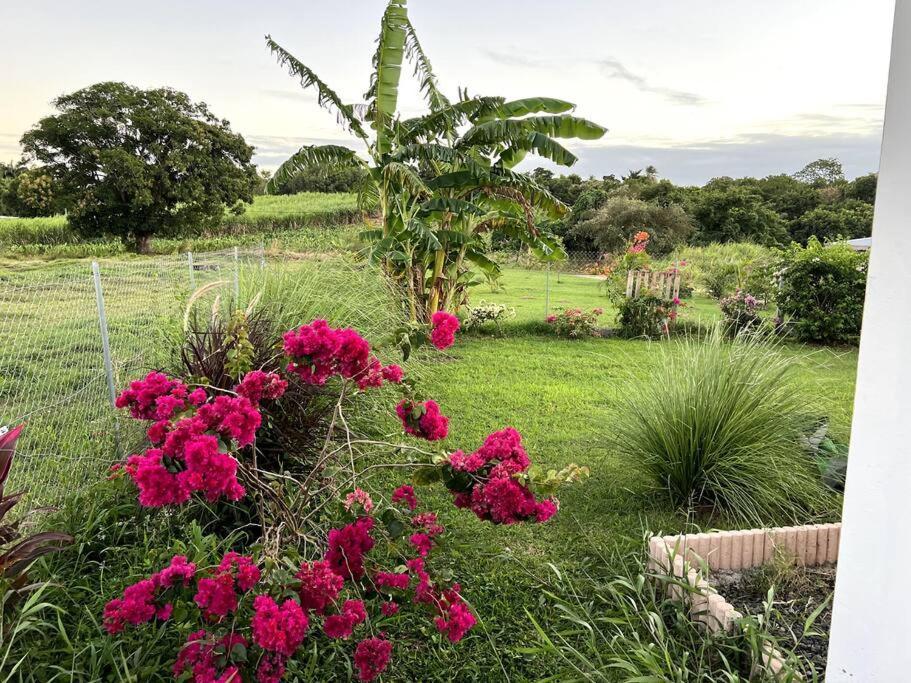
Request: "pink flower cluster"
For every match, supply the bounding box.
[325,516,375,580]
[194,552,262,620]
[235,370,288,404]
[282,319,403,390]
[103,555,197,634]
[429,311,459,350]
[354,636,393,682]
[115,371,206,421]
[447,428,558,525]
[173,630,246,683]
[251,595,309,657]
[117,369,283,507]
[395,399,449,441]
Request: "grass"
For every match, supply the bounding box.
[613,328,830,524]
[0,192,361,259]
[0,257,857,681]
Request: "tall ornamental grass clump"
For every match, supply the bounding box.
[613,328,828,524]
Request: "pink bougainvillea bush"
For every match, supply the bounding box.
[103,485,478,682]
[114,370,288,507]
[106,318,588,680]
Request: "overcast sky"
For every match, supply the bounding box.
[0,0,895,185]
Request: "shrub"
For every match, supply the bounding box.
[616,294,676,339]
[776,238,867,344]
[613,328,828,524]
[719,290,764,336]
[462,300,515,333]
[546,307,603,338]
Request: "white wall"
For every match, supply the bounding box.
[826,1,911,679]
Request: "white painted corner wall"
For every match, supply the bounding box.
[826,0,911,679]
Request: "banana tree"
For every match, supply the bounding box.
[266,0,606,321]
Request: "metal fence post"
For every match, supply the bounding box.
[545,263,551,318]
[259,241,266,271]
[187,251,196,290]
[92,261,120,453]
[233,246,240,301]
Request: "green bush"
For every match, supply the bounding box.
[616,294,673,339]
[613,327,828,524]
[776,238,867,344]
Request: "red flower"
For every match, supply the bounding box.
[354,636,393,682]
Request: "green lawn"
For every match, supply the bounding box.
[3,256,859,681]
[475,266,721,328]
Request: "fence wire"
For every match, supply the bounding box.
[0,246,266,509]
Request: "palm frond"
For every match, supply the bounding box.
[459,115,607,147]
[403,16,449,111]
[266,35,369,142]
[497,132,578,168]
[266,145,367,194]
[364,0,408,155]
[471,97,575,123]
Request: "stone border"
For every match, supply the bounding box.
[648,523,841,676]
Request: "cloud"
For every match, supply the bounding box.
[519,130,883,185]
[482,49,550,69]
[598,58,708,106]
[258,89,316,102]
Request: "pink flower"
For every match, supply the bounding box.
[375,571,410,590]
[380,601,399,616]
[409,532,433,557]
[173,630,246,682]
[429,311,460,350]
[411,512,444,537]
[296,560,344,614]
[344,488,375,514]
[391,484,418,511]
[234,370,287,405]
[381,364,404,383]
[325,517,375,580]
[115,371,189,421]
[354,636,393,682]
[433,585,477,643]
[322,599,367,639]
[251,595,308,657]
[395,399,449,441]
[545,314,557,324]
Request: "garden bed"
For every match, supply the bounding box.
[712,564,835,671]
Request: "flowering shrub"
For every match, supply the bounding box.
[282,319,403,390]
[102,484,480,682]
[116,371,287,507]
[438,428,586,525]
[546,308,603,338]
[719,290,763,336]
[396,399,449,441]
[462,301,515,332]
[106,318,589,681]
[616,294,677,339]
[429,311,460,350]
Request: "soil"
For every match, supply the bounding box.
[711,565,835,672]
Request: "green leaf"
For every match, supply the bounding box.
[266,36,369,142]
[366,0,408,155]
[412,465,442,485]
[459,115,607,147]
[266,144,367,193]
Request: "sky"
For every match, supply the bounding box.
[0,0,895,185]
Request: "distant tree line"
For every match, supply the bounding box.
[525,159,876,255]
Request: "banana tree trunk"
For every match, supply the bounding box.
[442,245,468,311]
[427,248,446,316]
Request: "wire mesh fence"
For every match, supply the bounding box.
[0,246,267,509]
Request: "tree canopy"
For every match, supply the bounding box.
[20,82,259,252]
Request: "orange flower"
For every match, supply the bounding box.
[633,230,650,242]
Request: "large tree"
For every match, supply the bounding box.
[569,195,692,256]
[265,0,606,320]
[21,82,259,253]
